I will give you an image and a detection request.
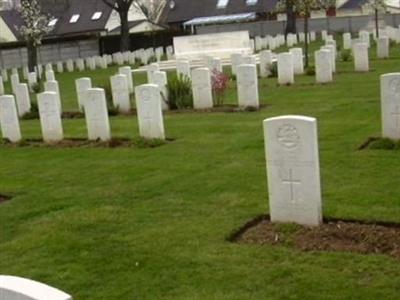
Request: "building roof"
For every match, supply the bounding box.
[338,0,367,9]
[0,9,23,39]
[165,0,278,24]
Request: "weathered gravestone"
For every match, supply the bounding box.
[381,73,400,140]
[377,36,389,59]
[15,83,31,117]
[277,53,294,85]
[321,45,336,73]
[151,71,169,110]
[263,115,323,226]
[0,275,73,300]
[44,80,62,115]
[0,95,22,142]
[353,43,369,72]
[119,66,134,93]
[135,84,165,139]
[75,77,92,111]
[289,48,304,75]
[111,74,131,113]
[46,70,55,82]
[84,88,111,141]
[259,50,273,78]
[315,49,333,83]
[237,64,259,108]
[37,92,64,142]
[192,68,213,109]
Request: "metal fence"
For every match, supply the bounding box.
[197,14,400,37]
[0,39,99,69]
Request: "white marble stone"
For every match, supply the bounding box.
[56,62,64,73]
[315,49,333,83]
[15,83,31,117]
[353,43,369,72]
[380,73,400,140]
[176,60,191,80]
[44,80,62,115]
[289,48,304,75]
[174,31,252,60]
[359,31,370,47]
[111,74,131,113]
[377,36,389,59]
[237,64,259,108]
[84,88,111,141]
[192,68,213,109]
[242,55,256,65]
[259,50,273,78]
[76,59,85,71]
[119,66,134,93]
[209,57,223,73]
[37,92,63,142]
[343,32,352,50]
[230,53,244,75]
[0,275,72,300]
[23,66,29,80]
[1,69,9,82]
[28,72,37,91]
[66,60,74,72]
[135,84,165,139]
[0,95,22,142]
[46,70,55,81]
[277,53,294,85]
[263,115,322,227]
[11,73,19,95]
[0,76,4,95]
[147,63,160,83]
[75,77,92,111]
[151,71,169,110]
[321,45,336,73]
[87,57,96,70]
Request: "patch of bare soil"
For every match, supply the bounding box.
[233,215,400,259]
[0,194,12,204]
[0,138,172,148]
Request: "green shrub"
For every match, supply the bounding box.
[160,54,168,61]
[99,83,119,116]
[31,82,43,94]
[368,138,396,150]
[166,74,193,110]
[268,62,278,78]
[341,49,352,62]
[306,66,315,76]
[148,55,157,64]
[21,101,39,120]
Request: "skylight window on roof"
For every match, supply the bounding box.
[217,0,229,9]
[246,0,258,5]
[92,12,102,20]
[70,14,80,23]
[48,18,58,26]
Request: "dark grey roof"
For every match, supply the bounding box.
[339,0,367,10]
[0,10,24,39]
[165,0,279,23]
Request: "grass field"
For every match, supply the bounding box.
[1,41,400,299]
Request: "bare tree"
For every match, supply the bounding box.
[16,0,51,72]
[366,0,386,37]
[285,0,297,37]
[138,0,166,47]
[102,0,135,51]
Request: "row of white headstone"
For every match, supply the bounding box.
[253,31,317,52]
[264,72,400,227]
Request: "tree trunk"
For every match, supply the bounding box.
[285,1,296,38]
[119,10,130,52]
[27,39,37,73]
[375,9,379,38]
[304,15,309,68]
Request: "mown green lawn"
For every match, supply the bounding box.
[1,41,400,299]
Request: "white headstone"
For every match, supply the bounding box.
[177,60,191,80]
[28,72,37,91]
[45,63,53,71]
[209,57,223,73]
[84,88,111,141]
[46,70,55,81]
[259,50,273,78]
[119,66,134,93]
[0,275,73,300]
[135,84,165,139]
[0,95,22,142]
[277,53,294,85]
[263,115,322,226]
[321,45,336,73]
[56,62,64,73]
[11,73,20,95]
[147,63,160,83]
[353,43,369,72]
[377,36,389,59]
[111,74,131,113]
[37,92,64,142]
[315,50,333,83]
[1,69,8,82]
[0,76,4,95]
[230,53,244,75]
[359,31,370,47]
[75,77,92,111]
[289,48,304,75]
[237,64,259,108]
[44,80,62,115]
[15,83,31,117]
[151,71,169,110]
[380,73,400,140]
[76,59,85,71]
[66,60,74,72]
[192,68,213,109]
[343,32,352,50]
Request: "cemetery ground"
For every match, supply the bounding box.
[1,42,400,299]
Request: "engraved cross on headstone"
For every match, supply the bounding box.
[282,169,301,204]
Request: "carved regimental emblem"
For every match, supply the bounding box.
[277,124,300,149]
[389,78,400,94]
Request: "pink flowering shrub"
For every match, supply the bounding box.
[211,70,230,106]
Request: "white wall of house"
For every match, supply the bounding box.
[0,17,17,42]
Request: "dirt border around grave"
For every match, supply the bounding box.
[0,137,175,149]
[0,194,12,204]
[230,215,400,259]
